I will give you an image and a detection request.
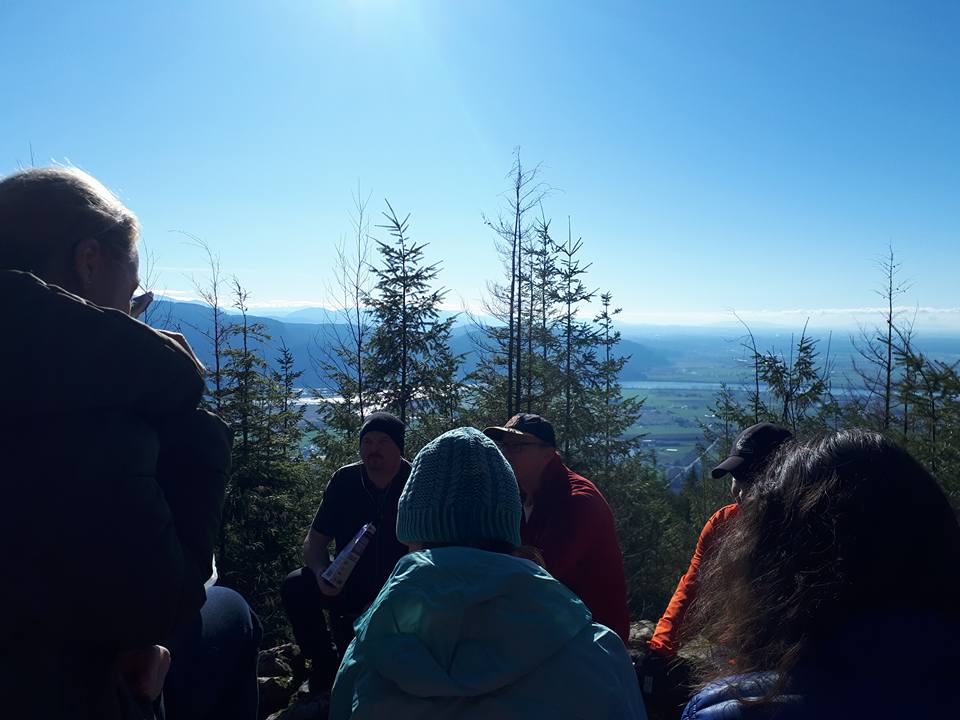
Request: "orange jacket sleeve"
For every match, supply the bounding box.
[647,503,739,657]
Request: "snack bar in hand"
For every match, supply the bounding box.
[321,523,377,590]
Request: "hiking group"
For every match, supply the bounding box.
[3,166,959,720]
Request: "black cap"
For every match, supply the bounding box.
[360,411,405,454]
[482,413,557,448]
[711,422,793,479]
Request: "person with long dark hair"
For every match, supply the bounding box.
[681,429,960,719]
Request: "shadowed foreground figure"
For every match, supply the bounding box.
[330,427,647,719]
[681,430,960,720]
[0,167,260,720]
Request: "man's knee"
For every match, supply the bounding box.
[281,567,317,611]
[281,567,306,599]
[205,586,262,651]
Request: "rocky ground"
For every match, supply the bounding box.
[257,620,658,720]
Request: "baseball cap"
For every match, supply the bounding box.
[711,422,793,479]
[482,413,557,448]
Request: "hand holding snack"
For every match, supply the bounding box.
[321,523,377,592]
[314,570,342,597]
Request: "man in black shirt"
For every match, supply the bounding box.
[281,412,411,694]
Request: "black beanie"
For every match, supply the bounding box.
[359,412,405,454]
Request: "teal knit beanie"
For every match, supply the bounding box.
[396,427,522,546]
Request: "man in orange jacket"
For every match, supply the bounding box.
[640,422,793,716]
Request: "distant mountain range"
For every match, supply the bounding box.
[146,299,960,390]
[147,299,675,387]
[247,305,474,326]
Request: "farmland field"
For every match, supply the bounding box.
[623,384,721,486]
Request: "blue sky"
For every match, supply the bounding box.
[2,1,958,329]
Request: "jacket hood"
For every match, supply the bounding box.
[1,270,203,419]
[349,547,594,698]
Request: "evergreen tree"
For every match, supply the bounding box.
[584,292,645,477]
[598,456,688,618]
[701,383,749,453]
[480,150,547,416]
[268,340,308,459]
[366,201,461,452]
[851,246,910,431]
[217,281,318,643]
[470,204,561,427]
[707,319,835,438]
[549,218,598,462]
[893,346,960,499]
[529,208,562,407]
[755,322,832,433]
[222,280,270,478]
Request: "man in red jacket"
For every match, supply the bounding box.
[484,413,631,641]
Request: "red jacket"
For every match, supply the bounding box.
[648,503,740,656]
[521,456,631,640]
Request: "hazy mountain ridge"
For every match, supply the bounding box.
[149,300,677,387]
[148,300,960,390]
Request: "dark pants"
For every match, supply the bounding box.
[635,651,694,720]
[163,586,263,720]
[280,568,359,692]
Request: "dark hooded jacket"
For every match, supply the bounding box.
[0,270,231,719]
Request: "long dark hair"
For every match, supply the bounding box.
[684,429,960,692]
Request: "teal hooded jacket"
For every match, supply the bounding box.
[330,547,646,719]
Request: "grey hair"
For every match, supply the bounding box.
[0,166,139,275]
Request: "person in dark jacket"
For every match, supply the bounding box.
[281,412,411,694]
[483,413,630,640]
[0,167,259,720]
[680,430,960,720]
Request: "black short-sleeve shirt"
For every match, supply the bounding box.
[311,460,411,610]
